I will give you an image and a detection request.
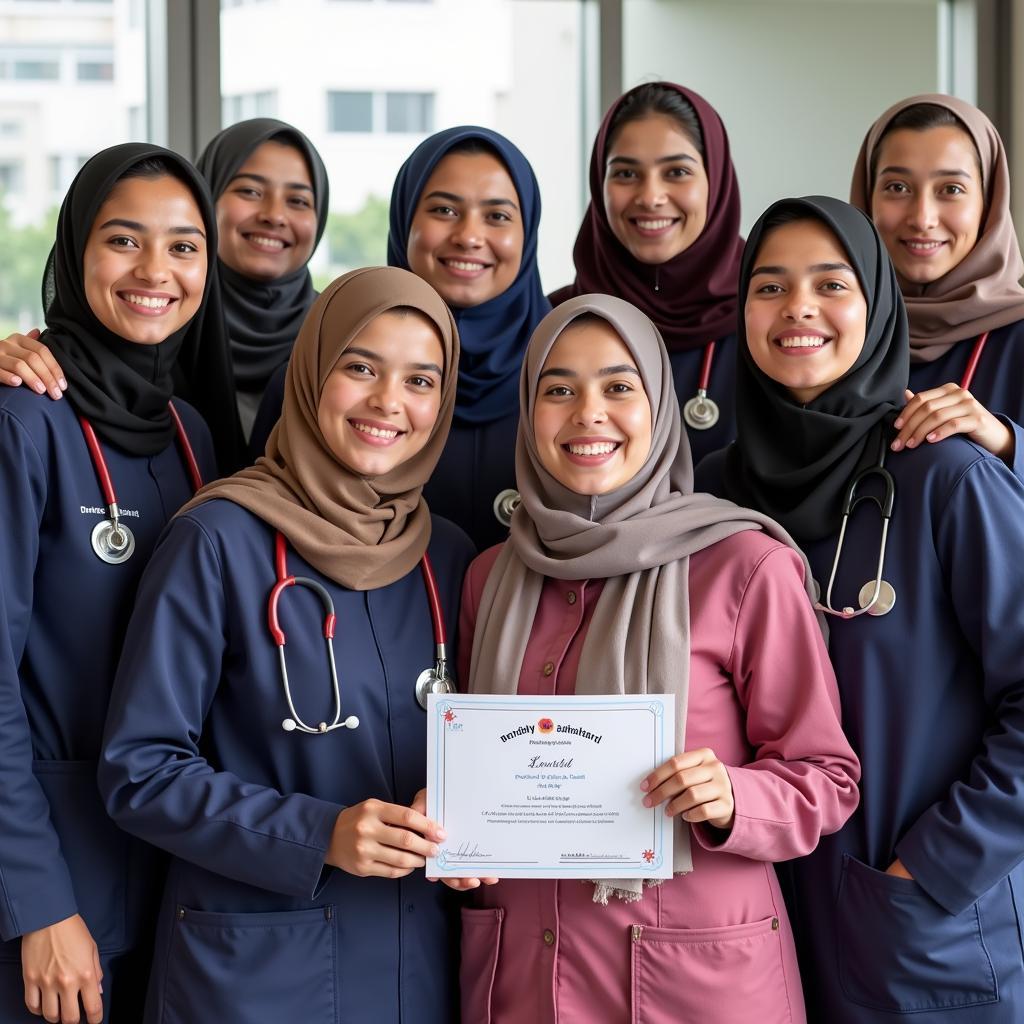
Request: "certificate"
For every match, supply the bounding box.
[425,693,674,879]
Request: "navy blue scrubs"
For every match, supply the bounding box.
[697,437,1024,1022]
[908,320,1024,480]
[0,388,215,1021]
[668,332,738,468]
[99,499,474,1024]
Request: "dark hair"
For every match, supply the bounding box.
[606,83,704,159]
[758,206,818,237]
[870,102,981,181]
[117,156,183,182]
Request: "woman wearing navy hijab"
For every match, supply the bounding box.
[387,126,550,548]
[697,196,1024,1021]
[0,143,219,1023]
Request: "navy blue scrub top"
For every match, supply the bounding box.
[698,438,1024,1022]
[908,320,1024,481]
[668,332,738,469]
[0,389,215,997]
[99,500,474,1024]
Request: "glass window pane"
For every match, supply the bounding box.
[220,0,586,292]
[0,0,149,333]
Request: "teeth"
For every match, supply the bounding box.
[778,336,827,348]
[124,294,171,309]
[353,422,399,439]
[248,234,285,250]
[568,442,617,456]
[445,260,486,271]
[635,218,674,230]
[904,240,943,252]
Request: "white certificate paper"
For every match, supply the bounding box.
[425,693,674,879]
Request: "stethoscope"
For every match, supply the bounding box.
[268,531,455,735]
[79,403,203,565]
[682,341,720,430]
[814,330,989,619]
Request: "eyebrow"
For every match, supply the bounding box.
[750,262,854,276]
[98,218,205,237]
[230,172,314,193]
[346,346,442,375]
[607,154,697,166]
[539,364,641,379]
[422,189,519,211]
[877,164,973,179]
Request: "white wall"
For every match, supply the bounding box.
[623,0,943,233]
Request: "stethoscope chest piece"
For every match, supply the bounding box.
[858,579,896,617]
[683,393,720,431]
[91,518,135,565]
[415,667,456,711]
[493,488,521,528]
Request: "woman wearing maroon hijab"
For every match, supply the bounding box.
[551,82,744,466]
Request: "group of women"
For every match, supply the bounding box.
[0,80,1022,1024]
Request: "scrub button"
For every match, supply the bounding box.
[542,662,555,677]
[566,590,577,606]
[543,928,555,946]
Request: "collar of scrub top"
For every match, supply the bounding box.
[267,531,455,734]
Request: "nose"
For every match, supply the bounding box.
[258,190,287,226]
[132,246,170,284]
[449,211,484,250]
[781,283,818,321]
[572,387,608,427]
[906,191,938,232]
[367,374,403,415]
[634,175,666,210]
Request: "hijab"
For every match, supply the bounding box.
[197,118,330,392]
[563,83,744,352]
[850,93,1024,359]
[468,293,816,902]
[42,143,223,456]
[387,126,549,424]
[180,267,459,590]
[723,196,909,543]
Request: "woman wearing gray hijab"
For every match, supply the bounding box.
[450,294,860,1023]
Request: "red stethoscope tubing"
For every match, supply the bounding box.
[697,340,716,393]
[959,331,989,392]
[79,400,203,503]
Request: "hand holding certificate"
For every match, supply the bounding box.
[425,694,674,879]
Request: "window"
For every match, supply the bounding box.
[77,60,115,81]
[222,90,278,126]
[0,162,24,195]
[385,91,433,133]
[327,91,373,133]
[1,59,61,81]
[0,120,22,138]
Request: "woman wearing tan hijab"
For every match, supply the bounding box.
[452,294,859,1023]
[96,267,474,1023]
[851,94,1024,472]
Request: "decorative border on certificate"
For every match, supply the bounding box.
[426,693,674,879]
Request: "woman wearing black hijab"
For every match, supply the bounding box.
[0,143,220,1023]
[0,118,329,469]
[696,196,1024,1022]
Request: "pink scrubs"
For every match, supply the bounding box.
[456,530,860,1024]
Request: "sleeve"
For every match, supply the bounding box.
[895,457,1024,914]
[0,411,79,940]
[99,515,342,900]
[995,414,1024,483]
[691,545,861,862]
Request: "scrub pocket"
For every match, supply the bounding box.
[460,907,504,1024]
[836,853,998,1012]
[0,760,130,959]
[630,917,791,1024]
[161,905,338,1024]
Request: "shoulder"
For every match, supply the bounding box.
[889,433,1001,500]
[990,317,1024,346]
[693,527,804,594]
[427,513,476,579]
[174,497,275,556]
[0,387,76,444]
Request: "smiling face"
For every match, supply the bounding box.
[602,114,709,265]
[317,309,445,478]
[533,317,653,496]
[215,140,318,281]
[744,218,869,404]
[82,174,208,345]
[405,150,524,308]
[870,125,985,286]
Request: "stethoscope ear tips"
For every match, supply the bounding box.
[342,716,360,730]
[282,719,297,732]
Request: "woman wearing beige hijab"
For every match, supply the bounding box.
[96,267,474,1023]
[851,94,1024,473]
[452,294,859,1023]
